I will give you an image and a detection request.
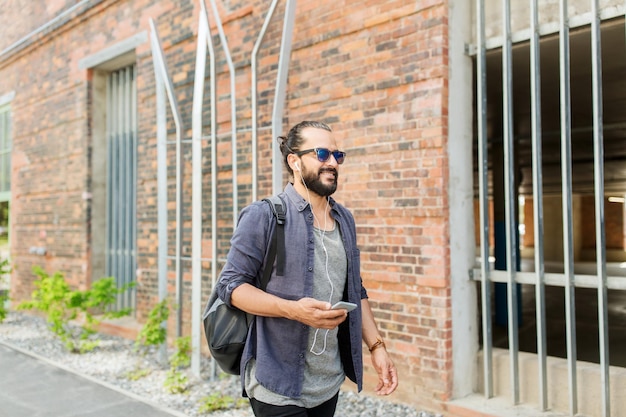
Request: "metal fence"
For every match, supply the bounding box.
[149,0,296,377]
[471,1,622,416]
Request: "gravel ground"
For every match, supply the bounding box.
[0,311,441,417]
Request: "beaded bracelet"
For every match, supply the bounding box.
[369,337,385,352]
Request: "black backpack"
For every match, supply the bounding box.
[202,196,286,375]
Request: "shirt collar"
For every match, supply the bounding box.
[283,182,336,213]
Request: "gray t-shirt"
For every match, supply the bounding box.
[245,222,348,407]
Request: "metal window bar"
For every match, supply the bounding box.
[530,0,548,410]
[105,66,138,311]
[128,66,138,310]
[473,0,620,414]
[122,70,129,308]
[475,0,493,400]
[105,75,113,283]
[501,0,520,405]
[591,0,610,416]
[0,109,9,195]
[559,1,578,414]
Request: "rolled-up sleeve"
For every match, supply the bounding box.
[215,202,273,307]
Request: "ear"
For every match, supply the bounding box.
[288,154,300,172]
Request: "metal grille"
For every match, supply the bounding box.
[472,1,620,416]
[0,106,11,202]
[105,65,137,311]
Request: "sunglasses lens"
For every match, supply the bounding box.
[311,148,345,164]
[315,148,331,162]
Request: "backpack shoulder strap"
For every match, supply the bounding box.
[261,196,286,289]
[264,195,286,225]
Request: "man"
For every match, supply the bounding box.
[216,120,398,417]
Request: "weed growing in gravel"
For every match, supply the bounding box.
[127,298,171,381]
[134,298,170,352]
[17,266,134,353]
[164,335,191,394]
[198,392,247,413]
[0,259,10,323]
[125,367,152,381]
[132,300,193,394]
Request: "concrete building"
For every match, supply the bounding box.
[1,1,625,416]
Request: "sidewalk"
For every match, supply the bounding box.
[0,342,186,417]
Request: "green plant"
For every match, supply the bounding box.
[125,367,151,381]
[0,259,10,323]
[164,367,188,394]
[128,299,171,383]
[198,392,247,413]
[134,298,170,351]
[170,335,191,368]
[17,266,133,353]
[163,336,191,394]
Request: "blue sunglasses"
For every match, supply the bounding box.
[295,148,346,164]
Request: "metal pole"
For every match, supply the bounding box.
[530,0,548,410]
[590,1,610,415]
[209,0,238,224]
[272,0,297,195]
[476,0,493,400]
[150,17,185,343]
[105,76,113,284]
[131,65,138,311]
[558,1,578,413]
[152,32,169,365]
[198,0,219,379]
[251,0,280,201]
[124,67,133,309]
[190,1,209,377]
[113,72,122,309]
[502,0,519,405]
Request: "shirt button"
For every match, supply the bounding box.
[308,266,313,271]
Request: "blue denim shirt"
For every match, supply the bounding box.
[216,183,367,398]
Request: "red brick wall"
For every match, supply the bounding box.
[1,0,452,412]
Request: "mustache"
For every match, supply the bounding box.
[319,167,337,176]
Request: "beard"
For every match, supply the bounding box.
[301,166,338,197]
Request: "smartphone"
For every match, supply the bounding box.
[331,301,358,312]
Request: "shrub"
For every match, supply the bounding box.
[18,266,134,353]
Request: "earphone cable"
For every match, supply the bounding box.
[299,169,335,356]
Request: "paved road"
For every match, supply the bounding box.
[0,342,183,417]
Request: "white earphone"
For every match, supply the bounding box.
[295,162,300,172]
